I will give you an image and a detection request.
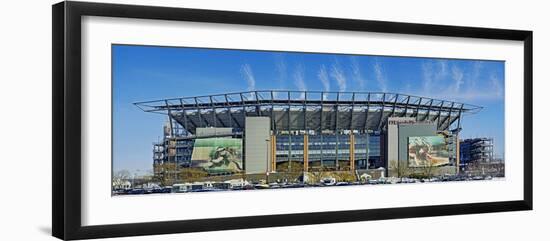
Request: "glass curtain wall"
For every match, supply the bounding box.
[275,133,372,172]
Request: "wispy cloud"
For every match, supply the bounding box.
[240,64,256,99]
[451,65,464,94]
[317,65,331,97]
[490,72,504,98]
[293,64,307,98]
[422,60,447,93]
[350,57,366,90]
[272,54,289,98]
[419,60,503,102]
[274,54,287,89]
[469,61,483,90]
[373,60,387,92]
[330,60,346,92]
[240,64,255,91]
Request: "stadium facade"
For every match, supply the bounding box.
[458,138,504,177]
[459,137,495,165]
[136,90,481,183]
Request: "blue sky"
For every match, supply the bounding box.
[113,45,505,173]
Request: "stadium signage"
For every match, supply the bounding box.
[388,117,416,125]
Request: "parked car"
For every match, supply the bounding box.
[321,177,336,186]
[128,189,147,195]
[335,182,350,186]
[151,187,172,193]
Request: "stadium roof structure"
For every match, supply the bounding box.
[135,90,482,135]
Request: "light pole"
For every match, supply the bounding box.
[265,139,270,184]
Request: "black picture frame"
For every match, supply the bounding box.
[52,1,533,240]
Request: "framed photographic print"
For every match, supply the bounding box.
[52,1,533,240]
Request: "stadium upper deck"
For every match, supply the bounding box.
[135,90,481,135]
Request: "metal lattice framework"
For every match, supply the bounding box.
[135,90,482,135]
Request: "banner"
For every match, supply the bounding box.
[191,138,243,173]
[408,136,449,167]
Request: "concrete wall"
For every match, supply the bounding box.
[387,122,399,175]
[397,124,437,162]
[244,117,271,174]
[196,127,233,137]
[386,117,416,177]
[391,123,456,177]
[387,122,458,177]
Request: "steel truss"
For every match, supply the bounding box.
[135,90,482,135]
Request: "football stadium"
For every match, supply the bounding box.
[135,90,482,185]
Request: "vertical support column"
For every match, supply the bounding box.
[287,91,292,172]
[271,134,277,172]
[165,100,175,137]
[303,134,309,172]
[335,134,339,170]
[365,133,369,171]
[320,134,324,168]
[288,134,292,172]
[165,100,176,184]
[414,97,422,121]
[335,93,340,170]
[456,133,460,174]
[320,92,324,169]
[270,91,275,132]
[350,134,355,171]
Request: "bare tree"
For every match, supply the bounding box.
[422,159,436,179]
[178,168,208,183]
[114,169,131,181]
[397,161,410,178]
[112,170,132,190]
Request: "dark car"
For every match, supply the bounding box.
[128,189,147,195]
[151,187,172,194]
